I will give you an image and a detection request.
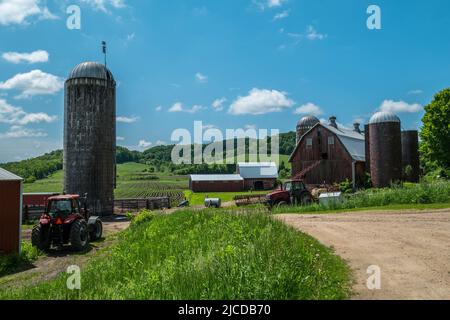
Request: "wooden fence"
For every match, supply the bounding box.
[114,197,171,213]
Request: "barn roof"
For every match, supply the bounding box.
[289,123,366,162]
[0,167,23,181]
[237,162,279,179]
[190,174,244,182]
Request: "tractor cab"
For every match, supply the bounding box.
[282,180,307,193]
[46,195,87,220]
[266,179,312,209]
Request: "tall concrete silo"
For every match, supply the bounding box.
[296,116,320,144]
[364,124,371,174]
[369,112,402,188]
[64,62,116,215]
[401,130,420,182]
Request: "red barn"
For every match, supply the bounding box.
[189,175,244,192]
[0,168,23,255]
[289,117,366,187]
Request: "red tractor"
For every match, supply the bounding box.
[265,180,313,209]
[32,194,103,252]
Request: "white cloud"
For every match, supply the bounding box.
[228,88,294,115]
[0,0,57,26]
[81,0,126,12]
[2,50,49,64]
[286,32,302,45]
[168,102,204,114]
[212,97,226,111]
[18,113,56,125]
[0,99,57,125]
[294,103,324,116]
[155,140,166,145]
[0,70,64,99]
[319,118,351,130]
[195,72,208,83]
[168,102,183,113]
[138,139,152,149]
[245,124,257,130]
[255,0,287,10]
[0,125,47,139]
[117,136,125,141]
[268,0,286,7]
[306,25,327,40]
[379,100,423,114]
[408,89,423,95]
[116,116,139,123]
[155,105,163,112]
[273,10,289,20]
[125,32,135,44]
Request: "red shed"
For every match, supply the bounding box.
[189,175,244,192]
[0,167,23,255]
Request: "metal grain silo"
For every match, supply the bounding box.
[369,112,402,188]
[401,130,420,182]
[64,62,116,215]
[296,116,320,143]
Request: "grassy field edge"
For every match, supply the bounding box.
[1,210,352,300]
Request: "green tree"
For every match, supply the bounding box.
[420,88,450,172]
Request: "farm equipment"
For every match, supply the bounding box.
[32,194,103,252]
[235,194,269,207]
[205,198,222,208]
[265,180,313,209]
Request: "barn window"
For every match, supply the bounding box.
[328,137,335,145]
[306,138,313,147]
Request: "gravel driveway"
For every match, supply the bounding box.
[277,208,450,300]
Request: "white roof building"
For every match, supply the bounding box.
[190,174,244,182]
[237,162,279,179]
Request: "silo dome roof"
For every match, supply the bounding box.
[297,115,320,127]
[68,61,114,81]
[369,111,401,125]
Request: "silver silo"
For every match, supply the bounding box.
[64,62,116,215]
[296,116,320,144]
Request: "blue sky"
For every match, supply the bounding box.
[0,0,449,162]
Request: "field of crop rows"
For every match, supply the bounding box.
[115,180,187,206]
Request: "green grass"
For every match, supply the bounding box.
[23,170,64,193]
[0,243,41,278]
[273,181,450,214]
[184,190,271,206]
[0,210,351,300]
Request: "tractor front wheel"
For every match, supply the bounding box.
[276,201,288,208]
[31,224,50,251]
[70,220,89,252]
[89,219,103,242]
[300,193,313,206]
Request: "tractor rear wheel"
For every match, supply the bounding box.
[70,220,89,251]
[31,224,50,251]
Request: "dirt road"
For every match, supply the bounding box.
[277,208,450,300]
